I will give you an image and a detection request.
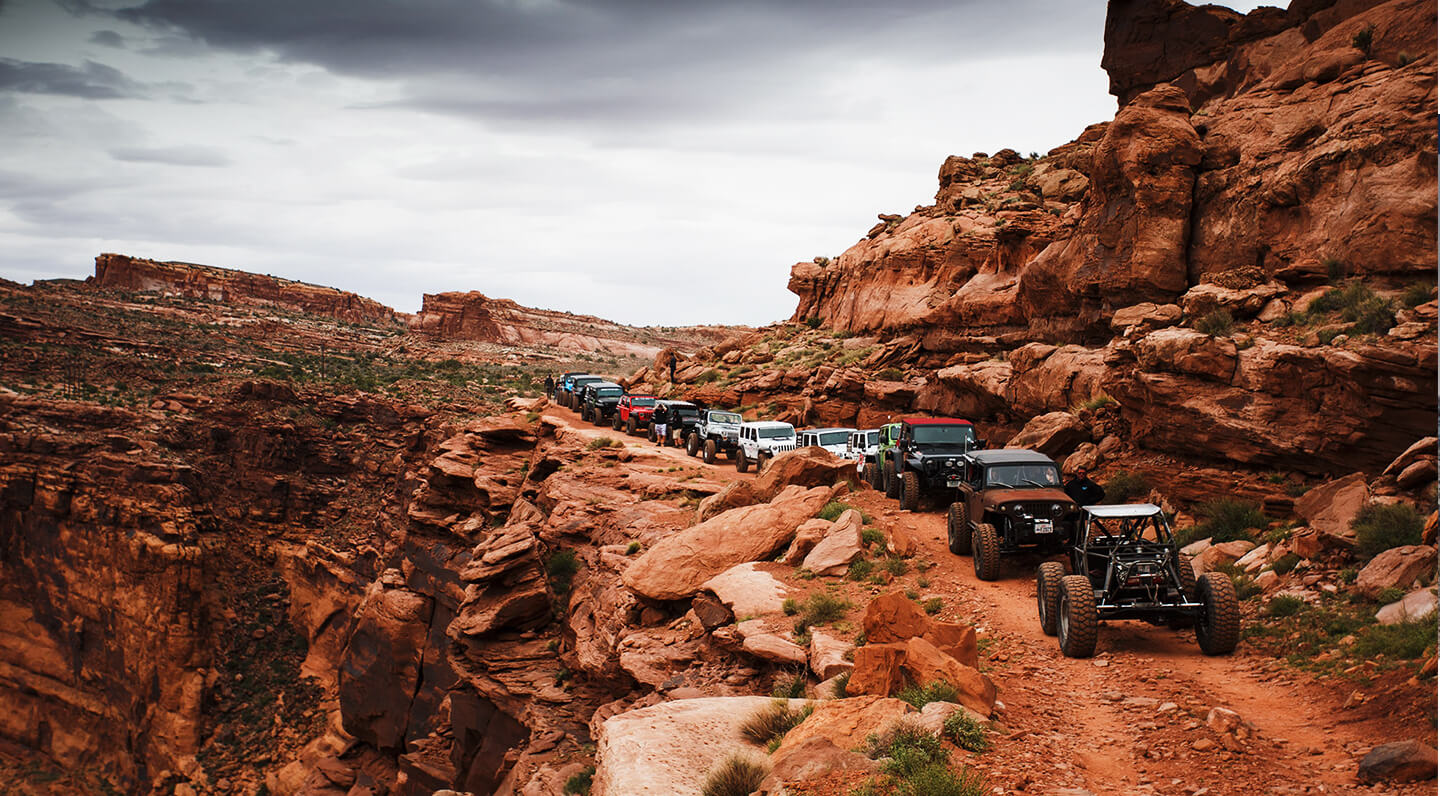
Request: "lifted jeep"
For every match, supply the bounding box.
[614,393,658,435]
[686,409,744,463]
[649,400,701,446]
[1039,503,1239,658]
[579,381,624,425]
[873,422,902,494]
[560,374,605,410]
[946,449,1076,581]
[891,418,983,512]
[798,427,855,456]
[734,421,796,473]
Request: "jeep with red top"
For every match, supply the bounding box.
[615,393,658,435]
[890,417,985,512]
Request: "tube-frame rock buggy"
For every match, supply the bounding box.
[1037,503,1240,658]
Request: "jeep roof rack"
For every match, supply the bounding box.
[1083,503,1163,518]
[967,449,1056,464]
[901,417,973,426]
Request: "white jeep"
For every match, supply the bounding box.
[735,421,797,473]
[798,427,856,457]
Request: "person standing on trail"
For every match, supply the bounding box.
[543,374,555,398]
[652,405,669,447]
[667,353,677,384]
[1065,467,1105,506]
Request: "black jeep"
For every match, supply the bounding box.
[946,449,1078,581]
[890,417,984,512]
[1038,503,1239,658]
[649,400,701,446]
[579,381,625,425]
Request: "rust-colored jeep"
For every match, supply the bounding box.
[945,448,1079,581]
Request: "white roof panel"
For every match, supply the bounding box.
[1083,503,1163,518]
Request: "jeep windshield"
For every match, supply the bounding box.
[911,424,975,445]
[985,463,1062,489]
[759,426,794,439]
[865,431,879,446]
[598,388,622,398]
[818,431,849,446]
[630,397,656,406]
[710,411,742,424]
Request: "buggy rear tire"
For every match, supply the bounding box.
[972,522,1000,581]
[1057,574,1099,658]
[1195,572,1241,655]
[900,471,920,512]
[1168,554,1199,629]
[947,502,972,555]
[883,459,899,499]
[1037,561,1065,636]
[703,438,717,464]
[686,432,700,457]
[736,448,750,473]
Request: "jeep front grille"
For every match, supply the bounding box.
[1013,502,1065,518]
[769,443,795,453]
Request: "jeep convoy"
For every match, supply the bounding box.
[946,449,1076,581]
[614,393,658,434]
[734,421,797,472]
[579,381,624,425]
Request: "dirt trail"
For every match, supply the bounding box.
[868,497,1432,796]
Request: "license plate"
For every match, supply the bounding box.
[1034,519,1053,534]
[946,477,963,488]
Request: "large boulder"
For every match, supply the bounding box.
[702,563,789,618]
[809,629,855,680]
[1356,546,1437,600]
[623,485,836,601]
[1132,327,1239,382]
[900,637,997,716]
[862,592,933,644]
[756,736,875,795]
[771,696,913,760]
[338,582,434,750]
[1375,588,1438,626]
[780,518,833,565]
[848,643,907,698]
[737,620,808,666]
[1007,411,1092,458]
[801,509,865,575]
[1294,474,1369,540]
[1193,540,1257,574]
[1357,740,1438,784]
[1110,302,1182,334]
[592,697,804,796]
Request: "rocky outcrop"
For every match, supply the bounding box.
[409,291,737,358]
[92,253,401,325]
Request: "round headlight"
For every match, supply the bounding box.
[947,458,956,467]
[1052,503,1063,512]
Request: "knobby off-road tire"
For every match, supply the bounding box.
[1195,571,1241,655]
[868,460,883,490]
[686,432,700,457]
[757,452,770,472]
[612,413,622,431]
[972,522,1000,581]
[883,459,899,499]
[1168,554,1199,629]
[1057,574,1099,658]
[1037,561,1065,636]
[736,448,750,473]
[947,502,972,555]
[704,438,718,464]
[627,416,638,436]
[900,471,920,512]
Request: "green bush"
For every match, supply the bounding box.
[770,669,808,699]
[1352,23,1375,56]
[876,368,905,381]
[1265,595,1306,617]
[1375,587,1407,605]
[1353,502,1424,560]
[625,541,641,556]
[923,597,944,615]
[1353,617,1437,660]
[867,719,945,763]
[546,549,581,594]
[1271,553,1302,575]
[847,558,875,581]
[1401,281,1433,307]
[1180,499,1266,545]
[586,436,620,450]
[942,711,990,753]
[861,527,887,549]
[898,681,959,709]
[819,501,863,522]
[701,754,769,796]
[1103,472,1149,504]
[832,671,851,698]
[884,557,910,576]
[563,766,595,795]
[805,316,823,329]
[1323,257,1348,282]
[796,591,851,628]
[739,700,811,745]
[782,597,799,616]
[1194,308,1235,337]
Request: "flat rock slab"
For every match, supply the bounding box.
[594,696,809,796]
[703,562,788,618]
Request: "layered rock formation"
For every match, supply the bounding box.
[92,254,401,326]
[409,291,737,358]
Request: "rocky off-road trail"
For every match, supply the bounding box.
[864,495,1433,796]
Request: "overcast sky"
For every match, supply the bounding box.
[0,0,1274,327]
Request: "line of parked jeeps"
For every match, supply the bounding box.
[548,373,1236,658]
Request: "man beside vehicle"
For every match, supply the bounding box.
[653,406,669,447]
[1065,467,1106,506]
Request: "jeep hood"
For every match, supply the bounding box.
[981,487,1073,509]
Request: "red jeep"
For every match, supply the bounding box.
[614,394,658,435]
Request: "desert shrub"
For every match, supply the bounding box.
[923,597,944,615]
[739,700,811,745]
[861,527,887,549]
[800,591,851,626]
[1352,23,1375,56]
[1194,309,1235,337]
[1343,295,1396,335]
[695,369,721,384]
[585,436,620,450]
[942,711,990,753]
[866,718,945,762]
[1264,595,1306,618]
[832,671,851,698]
[1271,553,1302,575]
[898,680,959,709]
[1353,502,1424,560]
[1353,617,1437,660]
[876,368,905,381]
[1401,281,1433,307]
[1081,393,1117,411]
[770,669,808,699]
[1188,499,1266,544]
[545,549,581,594]
[701,754,769,796]
[1339,568,1358,584]
[782,597,799,616]
[1397,51,1415,66]
[805,316,822,329]
[819,501,867,522]
[1375,587,1407,605]
[1323,257,1348,282]
[1103,472,1150,504]
[847,558,875,581]
[563,766,595,795]
[884,557,910,576]
[625,541,641,555]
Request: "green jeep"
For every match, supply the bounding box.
[872,422,902,494]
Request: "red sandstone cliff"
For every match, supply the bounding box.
[92,254,402,326]
[410,290,739,358]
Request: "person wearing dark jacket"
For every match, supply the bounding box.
[1065,467,1106,506]
[543,375,555,398]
